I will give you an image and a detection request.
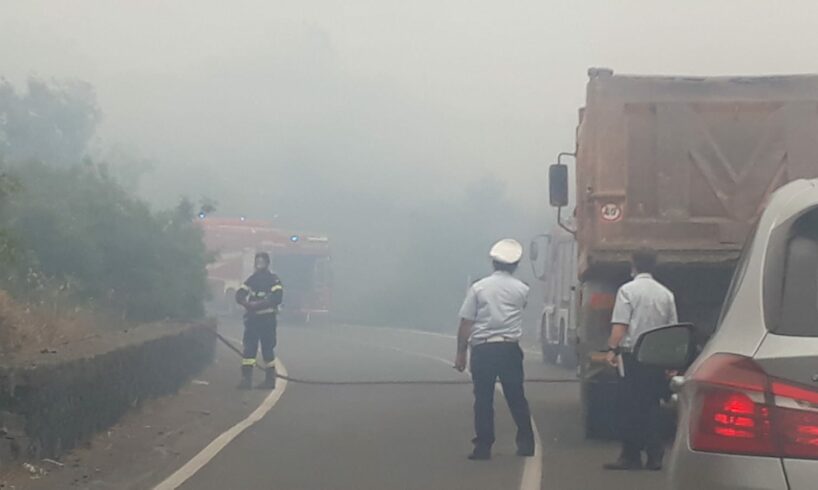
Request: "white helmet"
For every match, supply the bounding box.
[489,239,523,265]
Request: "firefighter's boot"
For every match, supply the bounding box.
[258,366,276,390]
[238,365,253,390]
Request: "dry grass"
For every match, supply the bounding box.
[0,290,104,356]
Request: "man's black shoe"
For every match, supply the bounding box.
[646,449,664,471]
[603,458,643,471]
[468,447,491,461]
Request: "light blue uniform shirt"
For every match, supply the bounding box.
[611,273,678,349]
[459,271,529,346]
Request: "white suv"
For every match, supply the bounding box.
[634,179,818,490]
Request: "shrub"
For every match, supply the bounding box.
[1,162,209,322]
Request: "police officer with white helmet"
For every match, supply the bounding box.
[454,239,535,461]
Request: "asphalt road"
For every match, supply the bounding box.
[169,323,667,490]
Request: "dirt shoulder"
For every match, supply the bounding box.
[0,342,267,490]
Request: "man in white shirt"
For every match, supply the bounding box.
[603,248,678,471]
[455,239,535,461]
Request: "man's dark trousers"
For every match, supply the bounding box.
[619,353,666,461]
[471,342,534,450]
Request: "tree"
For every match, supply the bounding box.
[0,166,19,265]
[3,162,210,321]
[93,144,156,191]
[0,77,100,166]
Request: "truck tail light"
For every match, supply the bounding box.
[690,354,818,460]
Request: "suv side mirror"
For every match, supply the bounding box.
[549,164,569,208]
[633,323,697,370]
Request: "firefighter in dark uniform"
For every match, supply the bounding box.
[235,252,284,390]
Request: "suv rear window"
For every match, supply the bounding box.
[772,210,818,336]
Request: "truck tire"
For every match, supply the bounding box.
[581,377,622,440]
[541,342,558,364]
[576,277,623,439]
[557,344,578,369]
[540,312,557,364]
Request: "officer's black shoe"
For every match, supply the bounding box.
[602,457,643,471]
[516,445,535,457]
[645,455,663,471]
[468,446,492,461]
[257,367,277,390]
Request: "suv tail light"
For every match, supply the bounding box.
[690,354,818,459]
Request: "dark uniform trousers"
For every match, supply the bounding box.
[470,342,534,450]
[243,313,277,365]
[619,353,666,460]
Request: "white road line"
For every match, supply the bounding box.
[153,356,288,490]
[520,419,543,490]
[330,328,543,490]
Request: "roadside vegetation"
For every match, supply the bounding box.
[0,77,210,354]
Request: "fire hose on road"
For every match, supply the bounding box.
[207,327,580,386]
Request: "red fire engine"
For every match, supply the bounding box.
[200,217,332,324]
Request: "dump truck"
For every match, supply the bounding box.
[545,68,818,438]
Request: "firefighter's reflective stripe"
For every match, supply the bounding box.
[271,285,283,293]
[255,308,278,315]
[242,358,257,366]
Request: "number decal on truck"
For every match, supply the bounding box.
[600,203,623,222]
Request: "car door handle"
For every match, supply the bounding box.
[670,376,686,393]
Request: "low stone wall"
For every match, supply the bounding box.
[0,320,216,467]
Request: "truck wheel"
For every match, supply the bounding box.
[541,342,558,364]
[558,344,578,369]
[581,377,622,440]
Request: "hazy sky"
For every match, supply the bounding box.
[3,0,818,325]
[6,0,818,213]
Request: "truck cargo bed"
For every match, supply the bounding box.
[576,70,818,275]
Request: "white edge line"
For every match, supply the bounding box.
[153,345,288,490]
[520,419,543,490]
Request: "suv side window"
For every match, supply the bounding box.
[776,211,818,337]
